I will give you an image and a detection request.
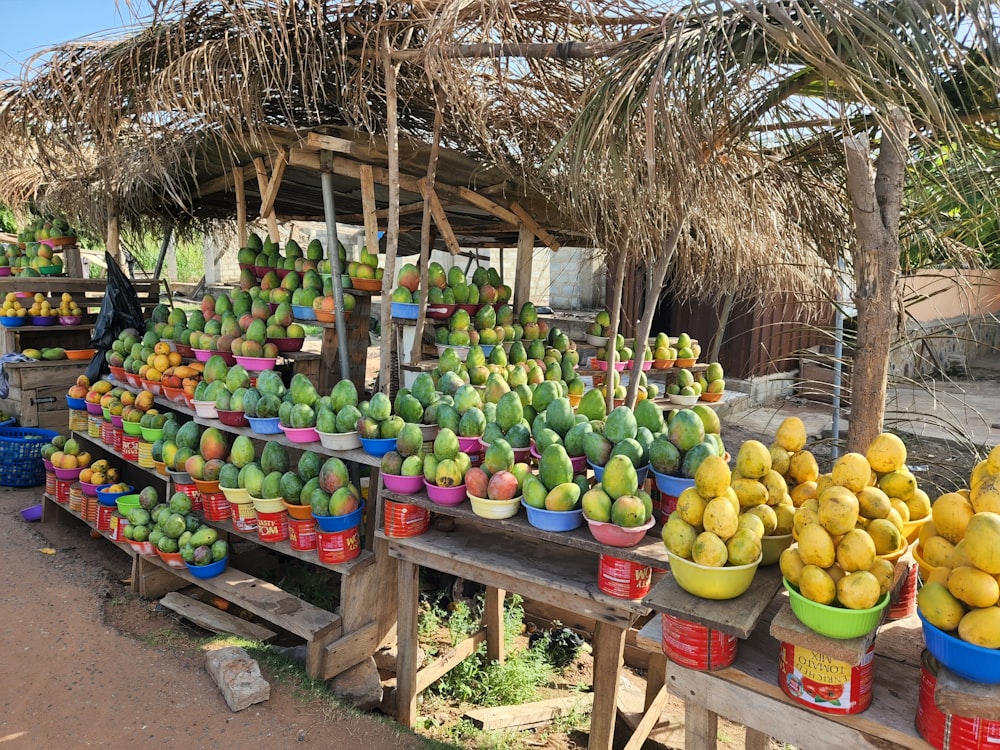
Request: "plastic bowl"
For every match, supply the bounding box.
[266,337,304,353]
[279,424,319,444]
[283,500,313,520]
[115,494,141,515]
[419,423,440,442]
[668,550,762,600]
[436,344,470,362]
[108,365,127,382]
[699,391,723,403]
[424,480,467,506]
[192,400,218,419]
[140,426,163,442]
[317,430,362,451]
[250,495,285,514]
[291,304,317,321]
[97,486,134,507]
[360,436,397,457]
[85,401,104,415]
[912,544,933,582]
[175,344,194,359]
[192,348,213,362]
[918,610,1000,684]
[185,557,228,579]
[349,277,382,292]
[625,359,653,371]
[586,516,655,547]
[122,420,143,436]
[217,410,250,428]
[128,539,156,556]
[247,416,281,434]
[522,501,584,532]
[0,316,24,327]
[585,334,609,347]
[20,504,42,522]
[194,478,221,495]
[220,486,250,505]
[161,386,188,405]
[783,578,889,639]
[652,469,696,498]
[382,473,426,494]
[80,480,110,497]
[457,435,484,454]
[587,459,606,482]
[902,515,931,544]
[66,395,86,410]
[760,533,793,566]
[54,466,82,481]
[652,359,675,369]
[877,538,910,564]
[233,355,277,371]
[469,493,522,520]
[59,315,82,325]
[668,394,699,407]
[391,302,419,320]
[425,303,457,320]
[111,415,124,428]
[313,501,365,532]
[31,315,56,326]
[166,469,193,484]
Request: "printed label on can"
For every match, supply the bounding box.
[317,528,361,563]
[257,511,289,542]
[779,642,873,715]
[597,555,652,599]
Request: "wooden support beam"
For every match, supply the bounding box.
[419,179,461,255]
[415,630,488,693]
[359,165,380,254]
[304,132,366,157]
[106,212,121,266]
[465,693,595,731]
[258,149,288,219]
[197,164,254,198]
[513,225,534,309]
[234,168,247,247]
[484,586,505,665]
[435,183,520,225]
[253,157,281,242]
[510,202,560,251]
[320,621,381,680]
[339,201,425,224]
[158,592,278,642]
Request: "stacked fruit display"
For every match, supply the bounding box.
[530,394,589,460]
[422,428,470,488]
[916,446,1000,653]
[1,292,28,320]
[41,435,92,472]
[357,391,404,441]
[79,459,120,487]
[17,216,77,243]
[646,406,725,480]
[424,263,512,308]
[779,434,920,618]
[582,455,656,529]
[582,403,657,476]
[347,245,384,284]
[522,442,587,512]
[380,423,427,481]
[316,380,364,436]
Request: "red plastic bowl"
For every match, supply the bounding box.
[267,337,304,353]
[217,409,250,428]
[586,516,656,547]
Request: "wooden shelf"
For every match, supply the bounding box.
[71,429,172,488]
[380,487,671,568]
[42,492,137,558]
[5,323,94,332]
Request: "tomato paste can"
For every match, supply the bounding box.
[916,650,1000,749]
[597,554,652,599]
[101,419,114,446]
[121,433,139,461]
[45,470,56,497]
[111,426,123,452]
[200,492,229,522]
[69,408,88,432]
[383,500,430,538]
[109,513,128,541]
[55,478,72,504]
[317,527,361,564]
[779,641,874,714]
[288,517,317,551]
[888,563,918,620]
[175,482,203,514]
[659,491,679,523]
[88,414,102,438]
[661,612,738,670]
[96,502,115,532]
[256,510,289,543]
[230,499,258,532]
[83,494,98,523]
[137,441,155,469]
[68,484,84,514]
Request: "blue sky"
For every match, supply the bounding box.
[0,0,146,78]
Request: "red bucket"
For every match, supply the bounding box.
[888,563,918,620]
[257,510,289,543]
[230,500,258,532]
[384,500,430,538]
[597,554,652,600]
[176,482,204,514]
[317,527,360,564]
[121,434,139,461]
[96,502,115,532]
[101,420,114,446]
[55,478,72,504]
[111,426,123,452]
[661,612,738,671]
[916,650,1000,748]
[288,516,317,551]
[45,470,56,497]
[201,492,229,522]
[779,641,873,715]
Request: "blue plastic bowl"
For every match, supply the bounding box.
[521,500,584,532]
[313,501,365,532]
[0,316,24,328]
[185,556,228,579]
[247,416,282,435]
[587,459,606,482]
[291,304,317,321]
[66,395,87,410]
[360,436,397,457]
[918,610,1000,684]
[635,464,650,486]
[652,469,696,498]
[390,302,419,320]
[96,486,134,507]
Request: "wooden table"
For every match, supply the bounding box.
[379,514,652,750]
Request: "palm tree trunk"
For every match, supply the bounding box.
[605,255,627,414]
[843,109,910,452]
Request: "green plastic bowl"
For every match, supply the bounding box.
[783,577,889,639]
[116,494,141,515]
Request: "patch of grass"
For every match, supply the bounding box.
[139,626,202,651]
[445,719,526,750]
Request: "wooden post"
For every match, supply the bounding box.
[234,168,247,247]
[379,36,403,395]
[605,254,627,414]
[513,225,534,310]
[64,245,83,279]
[396,558,420,728]
[590,620,627,750]
[484,586,506,665]
[254,157,281,242]
[359,165,379,256]
[408,105,443,364]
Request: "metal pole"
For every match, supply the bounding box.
[321,171,351,381]
[830,258,847,459]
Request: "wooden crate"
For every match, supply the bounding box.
[1,360,88,430]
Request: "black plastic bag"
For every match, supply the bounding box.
[85,253,147,383]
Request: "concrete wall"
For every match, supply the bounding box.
[903,269,1000,322]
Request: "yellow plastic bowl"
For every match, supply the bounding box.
[666,550,762,600]
[876,538,910,564]
[221,486,250,504]
[760,533,793,566]
[250,495,285,514]
[469,493,521,520]
[912,543,933,582]
[902,516,930,544]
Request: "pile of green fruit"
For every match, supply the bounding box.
[648,406,726,479]
[424,428,472,488]
[379,422,428,478]
[581,455,656,528]
[523,442,589,512]
[124,487,227,564]
[421,263,512,307]
[581,403,659,473]
[316,380,363,435]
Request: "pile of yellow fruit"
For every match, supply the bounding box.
[25,292,60,319]
[780,432,923,611]
[138,341,183,383]
[661,445,779,568]
[55,292,82,318]
[916,446,1000,649]
[1,292,28,318]
[80,459,120,486]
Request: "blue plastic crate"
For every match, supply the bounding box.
[0,427,58,487]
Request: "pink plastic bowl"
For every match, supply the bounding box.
[279,424,319,444]
[586,516,656,547]
[424,479,467,506]
[383,473,426,494]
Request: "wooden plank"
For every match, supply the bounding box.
[253,157,281,241]
[745,728,771,750]
[339,200,424,224]
[258,149,288,219]
[415,630,488,694]
[234,167,247,247]
[197,164,255,197]
[435,182,520,226]
[513,225,534,310]
[136,556,188,598]
[621,681,670,750]
[159,591,277,642]
[320,621,381,680]
[338,537,398,646]
[683,702,720,750]
[465,693,594,731]
[935,664,1000,720]
[359,164,380,255]
[509,201,560,252]
[419,179,462,255]
[382,524,649,627]
[589,621,627,750]
[484,586,505,664]
[769,601,878,666]
[395,558,420,727]
[643,564,783,639]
